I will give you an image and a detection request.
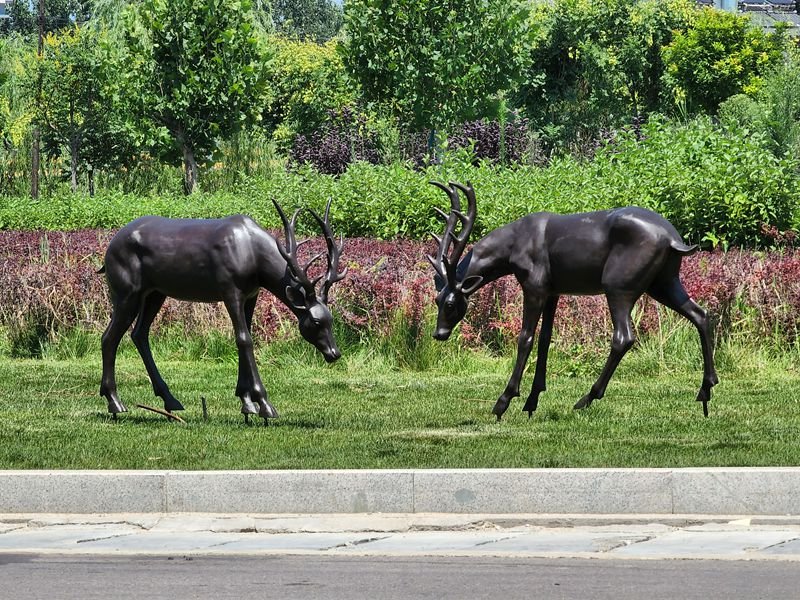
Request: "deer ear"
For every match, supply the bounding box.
[433,273,445,292]
[460,275,483,295]
[285,286,308,311]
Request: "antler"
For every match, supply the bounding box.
[273,199,317,297]
[427,181,478,288]
[308,197,347,305]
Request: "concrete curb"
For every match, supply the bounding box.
[2,468,800,515]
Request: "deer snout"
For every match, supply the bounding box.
[433,328,452,341]
[323,347,342,363]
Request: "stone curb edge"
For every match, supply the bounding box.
[0,468,797,515]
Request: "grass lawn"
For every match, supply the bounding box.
[0,332,798,470]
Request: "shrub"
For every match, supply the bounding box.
[662,8,785,114]
[589,117,799,247]
[291,106,382,175]
[261,36,356,147]
[1,117,797,247]
[515,0,697,151]
[448,116,533,165]
[719,48,800,161]
[1,230,799,362]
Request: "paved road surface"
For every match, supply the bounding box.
[2,554,800,600]
[2,513,800,599]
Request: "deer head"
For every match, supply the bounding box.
[427,181,482,341]
[273,198,347,362]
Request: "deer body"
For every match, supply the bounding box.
[458,208,695,297]
[428,182,718,419]
[104,216,289,304]
[100,203,346,423]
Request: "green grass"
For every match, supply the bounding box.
[0,328,799,470]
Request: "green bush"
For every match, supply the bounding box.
[1,117,797,247]
[662,8,785,114]
[588,117,799,247]
[719,48,800,161]
[261,36,356,147]
[516,0,697,150]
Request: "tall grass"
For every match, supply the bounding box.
[1,230,800,370]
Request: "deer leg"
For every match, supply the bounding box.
[130,292,184,412]
[235,295,257,398]
[522,295,559,417]
[100,295,139,414]
[224,293,278,420]
[575,294,637,410]
[493,295,543,420]
[648,281,718,417]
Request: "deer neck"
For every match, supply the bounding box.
[459,237,512,293]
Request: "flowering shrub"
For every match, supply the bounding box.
[449,117,532,165]
[291,107,381,175]
[397,118,534,169]
[1,230,799,357]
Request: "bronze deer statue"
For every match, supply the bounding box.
[99,199,346,423]
[427,181,718,420]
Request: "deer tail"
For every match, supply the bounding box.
[97,264,106,274]
[670,240,698,256]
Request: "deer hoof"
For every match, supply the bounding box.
[240,393,259,415]
[696,386,711,417]
[492,397,511,417]
[573,395,593,410]
[106,398,128,414]
[162,394,185,412]
[258,401,279,420]
[696,386,711,403]
[521,395,539,414]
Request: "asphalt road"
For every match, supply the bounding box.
[1,554,798,599]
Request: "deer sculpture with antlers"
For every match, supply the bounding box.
[427,181,718,420]
[99,199,346,424]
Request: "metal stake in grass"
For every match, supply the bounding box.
[201,396,208,421]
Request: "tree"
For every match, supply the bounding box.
[514,0,697,149]
[271,0,343,43]
[0,34,35,195]
[0,0,89,36]
[123,0,270,194]
[342,0,530,144]
[261,36,355,141]
[34,25,118,192]
[662,8,785,114]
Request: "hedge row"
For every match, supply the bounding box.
[1,230,799,362]
[1,118,798,247]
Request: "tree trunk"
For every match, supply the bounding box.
[182,143,198,195]
[70,136,79,193]
[31,128,40,200]
[31,0,44,200]
[88,165,94,198]
[427,128,441,165]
